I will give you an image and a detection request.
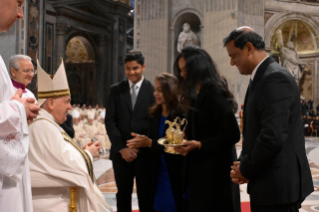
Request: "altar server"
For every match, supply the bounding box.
[0,1,40,211]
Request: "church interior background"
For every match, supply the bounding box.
[1,0,319,211]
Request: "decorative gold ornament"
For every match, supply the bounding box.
[69,187,77,212]
[158,117,188,154]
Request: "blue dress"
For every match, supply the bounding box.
[153,115,177,212]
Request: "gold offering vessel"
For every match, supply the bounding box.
[158,117,188,154]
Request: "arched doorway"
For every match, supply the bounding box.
[265,13,319,103]
[173,12,202,58]
[65,36,97,105]
[169,9,203,70]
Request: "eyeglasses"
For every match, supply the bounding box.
[21,69,37,74]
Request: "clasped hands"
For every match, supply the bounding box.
[11,88,40,123]
[230,161,249,185]
[83,141,102,158]
[122,132,150,163]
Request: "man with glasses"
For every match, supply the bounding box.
[9,55,37,100]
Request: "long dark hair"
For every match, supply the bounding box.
[149,73,181,117]
[173,46,238,113]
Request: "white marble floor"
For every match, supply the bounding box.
[94,137,319,212]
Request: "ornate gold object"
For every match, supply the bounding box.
[165,120,175,143]
[158,117,188,154]
[69,187,77,212]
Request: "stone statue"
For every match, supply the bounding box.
[276,29,306,81]
[177,23,199,52]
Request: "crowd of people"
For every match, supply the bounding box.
[0,1,314,212]
[300,98,319,116]
[300,99,319,136]
[66,104,111,154]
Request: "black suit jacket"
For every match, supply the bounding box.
[185,88,240,211]
[105,79,155,160]
[60,114,75,138]
[240,57,313,205]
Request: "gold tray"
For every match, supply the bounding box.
[157,138,186,154]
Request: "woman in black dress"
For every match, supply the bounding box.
[127,73,185,212]
[173,46,241,212]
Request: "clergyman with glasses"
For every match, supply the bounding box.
[9,55,37,101]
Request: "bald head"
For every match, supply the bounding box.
[223,26,265,50]
[237,26,254,32]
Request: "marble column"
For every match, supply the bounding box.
[112,16,119,84]
[96,34,108,105]
[55,22,68,71]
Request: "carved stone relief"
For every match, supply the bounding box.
[56,22,68,35]
[264,13,274,24]
[270,20,316,53]
[299,63,313,100]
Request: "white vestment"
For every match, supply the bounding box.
[73,123,92,147]
[29,109,112,212]
[12,87,37,101]
[0,56,33,212]
[84,123,107,150]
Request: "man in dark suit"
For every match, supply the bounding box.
[224,27,313,212]
[60,113,75,138]
[105,50,155,212]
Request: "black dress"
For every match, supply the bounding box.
[184,88,241,212]
[147,110,186,212]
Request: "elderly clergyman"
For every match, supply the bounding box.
[28,59,112,212]
[0,0,40,212]
[9,55,37,100]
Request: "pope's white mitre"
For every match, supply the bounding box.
[37,59,70,106]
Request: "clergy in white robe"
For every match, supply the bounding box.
[95,111,111,150]
[72,110,92,147]
[0,2,40,210]
[84,111,108,151]
[28,59,112,212]
[9,55,37,101]
[0,55,33,212]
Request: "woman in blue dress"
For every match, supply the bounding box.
[127,73,185,212]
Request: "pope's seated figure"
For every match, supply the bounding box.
[28,60,112,212]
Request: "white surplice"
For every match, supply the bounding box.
[0,55,33,212]
[12,87,37,101]
[29,109,112,212]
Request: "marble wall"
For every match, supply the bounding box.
[135,0,170,82]
[135,0,266,105]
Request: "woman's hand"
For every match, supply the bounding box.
[174,140,201,156]
[127,132,152,148]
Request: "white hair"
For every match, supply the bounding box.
[9,54,32,71]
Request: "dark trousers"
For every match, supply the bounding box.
[251,200,302,212]
[112,152,153,212]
